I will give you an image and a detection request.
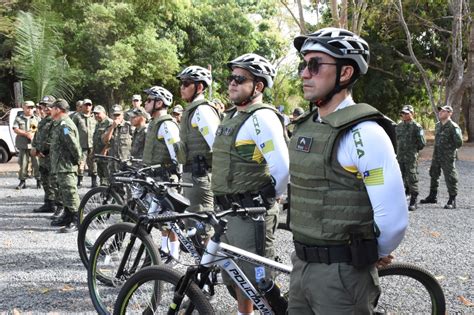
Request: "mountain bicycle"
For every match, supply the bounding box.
[113,208,447,315]
[86,177,213,314]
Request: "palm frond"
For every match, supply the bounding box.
[13,10,73,102]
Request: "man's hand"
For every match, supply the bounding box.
[26,132,34,140]
[376,254,394,269]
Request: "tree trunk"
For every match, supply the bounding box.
[464,17,474,142]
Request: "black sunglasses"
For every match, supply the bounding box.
[298,58,337,76]
[180,80,194,88]
[227,75,252,85]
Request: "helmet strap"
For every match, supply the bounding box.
[313,62,352,107]
[234,81,261,107]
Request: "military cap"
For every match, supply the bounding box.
[132,94,142,101]
[172,105,184,114]
[129,107,149,119]
[292,107,304,117]
[83,98,93,105]
[111,104,123,115]
[39,95,56,105]
[92,105,106,114]
[24,101,35,107]
[400,105,414,114]
[438,105,453,113]
[50,99,70,111]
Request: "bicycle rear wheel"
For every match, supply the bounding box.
[77,205,135,269]
[114,265,215,315]
[78,186,123,223]
[377,262,446,314]
[88,222,161,314]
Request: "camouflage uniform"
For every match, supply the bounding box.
[396,120,425,196]
[72,112,97,181]
[50,107,82,229]
[131,125,146,159]
[13,112,41,182]
[93,117,113,185]
[429,120,463,197]
[105,121,132,174]
[32,115,58,207]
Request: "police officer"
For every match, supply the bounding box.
[129,107,148,159]
[13,100,41,189]
[420,105,463,209]
[49,99,82,233]
[31,96,57,213]
[72,98,97,187]
[92,105,112,186]
[396,104,426,211]
[289,28,408,314]
[212,53,290,314]
[102,105,132,174]
[124,94,143,122]
[143,86,182,259]
[174,66,221,213]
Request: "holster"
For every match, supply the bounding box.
[349,233,378,269]
[191,155,209,177]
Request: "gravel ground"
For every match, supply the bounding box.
[0,159,473,314]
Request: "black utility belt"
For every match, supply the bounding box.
[215,192,261,210]
[294,239,378,267]
[182,165,212,173]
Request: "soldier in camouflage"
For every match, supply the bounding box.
[396,105,426,211]
[421,105,463,209]
[49,99,82,233]
[92,105,113,186]
[31,96,58,213]
[129,107,148,159]
[13,101,41,189]
[124,94,143,122]
[102,105,133,174]
[72,98,97,187]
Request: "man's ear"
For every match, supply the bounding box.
[255,81,265,93]
[196,82,205,94]
[339,65,355,84]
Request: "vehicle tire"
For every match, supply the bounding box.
[87,222,161,315]
[0,145,8,163]
[78,186,123,223]
[377,262,446,314]
[77,205,137,269]
[114,265,215,315]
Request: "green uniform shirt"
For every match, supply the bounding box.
[131,125,147,159]
[50,115,82,174]
[72,112,96,149]
[13,113,41,149]
[433,120,463,161]
[93,118,113,154]
[396,120,425,163]
[106,121,133,160]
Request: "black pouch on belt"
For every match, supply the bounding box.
[349,233,379,269]
[254,215,266,256]
[192,155,208,177]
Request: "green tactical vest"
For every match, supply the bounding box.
[14,114,41,149]
[180,98,220,166]
[143,115,176,166]
[289,103,396,246]
[211,103,281,196]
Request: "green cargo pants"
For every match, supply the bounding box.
[56,172,80,213]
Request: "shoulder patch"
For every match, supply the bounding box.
[63,127,70,135]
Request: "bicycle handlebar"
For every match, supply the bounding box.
[143,206,267,225]
[113,176,193,189]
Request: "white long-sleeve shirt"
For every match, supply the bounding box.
[190,95,220,150]
[232,108,290,197]
[333,97,408,257]
[157,120,180,163]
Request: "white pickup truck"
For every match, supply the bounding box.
[0,108,23,163]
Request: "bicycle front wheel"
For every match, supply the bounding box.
[377,262,446,314]
[114,265,215,315]
[87,222,161,314]
[77,205,135,269]
[78,186,123,223]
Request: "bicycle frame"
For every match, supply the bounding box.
[201,239,292,314]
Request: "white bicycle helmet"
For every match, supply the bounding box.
[227,53,277,88]
[144,86,173,106]
[294,27,370,74]
[176,66,212,88]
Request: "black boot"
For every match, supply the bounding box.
[91,175,98,188]
[51,209,74,227]
[58,212,78,233]
[16,180,26,190]
[420,190,437,204]
[77,176,83,187]
[408,194,418,211]
[50,204,64,220]
[33,200,55,213]
[444,195,456,209]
